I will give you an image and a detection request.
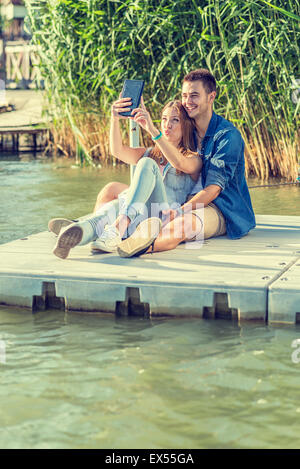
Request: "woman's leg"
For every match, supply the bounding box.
[113,158,169,237]
[90,158,170,254]
[53,198,121,259]
[49,181,129,236]
[93,181,129,213]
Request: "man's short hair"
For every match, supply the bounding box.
[183,69,217,94]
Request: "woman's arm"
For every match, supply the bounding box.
[157,145,202,180]
[131,99,202,177]
[151,132,202,177]
[109,97,146,164]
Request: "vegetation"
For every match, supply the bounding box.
[25,0,299,179]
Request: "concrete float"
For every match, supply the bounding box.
[0,214,299,324]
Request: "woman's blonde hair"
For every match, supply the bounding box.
[148,100,197,168]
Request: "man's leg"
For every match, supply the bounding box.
[154,203,226,253]
[117,213,203,258]
[117,203,226,258]
[152,213,203,252]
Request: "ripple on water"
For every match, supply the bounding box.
[1,158,300,448]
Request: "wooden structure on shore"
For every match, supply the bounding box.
[3,42,42,88]
[0,0,28,40]
[0,1,41,89]
[0,89,49,152]
[0,126,49,151]
[0,3,47,150]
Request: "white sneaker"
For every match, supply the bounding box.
[53,223,83,259]
[91,224,121,253]
[52,221,95,259]
[48,218,74,235]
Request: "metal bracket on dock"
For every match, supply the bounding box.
[116,287,150,318]
[203,292,239,321]
[32,281,65,312]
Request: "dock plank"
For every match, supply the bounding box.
[0,90,47,129]
[268,261,300,324]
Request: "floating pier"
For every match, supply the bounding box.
[0,90,49,152]
[0,214,299,324]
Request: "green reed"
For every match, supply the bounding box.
[25,0,299,179]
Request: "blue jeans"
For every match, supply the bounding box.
[86,198,121,238]
[86,158,169,239]
[119,157,169,223]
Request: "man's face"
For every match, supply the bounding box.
[181,80,215,119]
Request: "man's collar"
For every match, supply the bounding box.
[204,111,217,137]
[193,111,218,140]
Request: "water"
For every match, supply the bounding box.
[1,152,300,449]
[1,308,300,449]
[0,153,130,245]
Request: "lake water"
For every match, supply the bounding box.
[1,152,300,449]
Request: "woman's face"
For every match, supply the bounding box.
[161,106,183,147]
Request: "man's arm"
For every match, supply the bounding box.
[181,184,221,211]
[161,184,221,226]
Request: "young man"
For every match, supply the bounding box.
[50,68,256,258]
[117,69,256,257]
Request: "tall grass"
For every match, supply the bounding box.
[25,0,299,179]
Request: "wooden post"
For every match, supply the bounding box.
[2,38,6,85]
[129,119,139,181]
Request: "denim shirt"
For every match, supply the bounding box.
[191,112,256,239]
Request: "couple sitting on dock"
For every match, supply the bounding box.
[49,68,256,259]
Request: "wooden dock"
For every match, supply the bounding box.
[0,90,49,151]
[0,214,299,324]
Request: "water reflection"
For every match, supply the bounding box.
[1,154,300,448]
[1,306,300,448]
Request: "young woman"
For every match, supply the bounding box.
[52,96,202,259]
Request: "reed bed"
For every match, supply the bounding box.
[25,0,299,179]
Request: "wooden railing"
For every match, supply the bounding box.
[1,41,42,88]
